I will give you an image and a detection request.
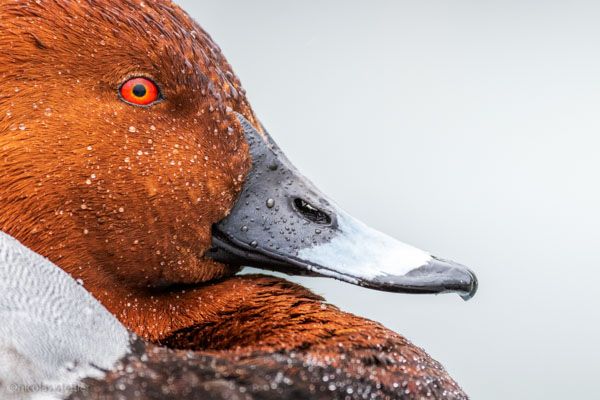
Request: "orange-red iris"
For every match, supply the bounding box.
[120,77,160,106]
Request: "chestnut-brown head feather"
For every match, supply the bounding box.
[0,0,256,294]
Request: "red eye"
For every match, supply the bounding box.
[119,77,160,106]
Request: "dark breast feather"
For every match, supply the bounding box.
[72,337,468,400]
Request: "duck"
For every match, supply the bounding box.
[0,1,477,399]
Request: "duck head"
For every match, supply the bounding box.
[0,0,476,314]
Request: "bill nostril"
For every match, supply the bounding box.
[293,198,332,225]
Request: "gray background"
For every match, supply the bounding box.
[177,1,599,398]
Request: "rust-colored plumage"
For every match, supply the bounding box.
[0,1,468,398]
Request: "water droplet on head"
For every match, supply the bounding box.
[241,225,248,232]
[266,198,275,208]
[250,241,258,248]
[128,126,137,133]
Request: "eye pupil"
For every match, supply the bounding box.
[132,84,147,97]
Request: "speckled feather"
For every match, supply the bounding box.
[0,232,130,399]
